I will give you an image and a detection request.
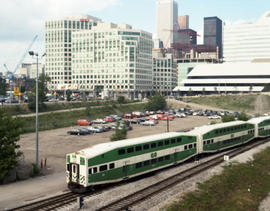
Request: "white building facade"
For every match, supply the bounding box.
[45,15,101,90]
[174,62,270,94]
[71,23,153,98]
[224,11,270,62]
[153,52,177,94]
[156,0,179,48]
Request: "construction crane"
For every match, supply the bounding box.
[163,29,200,51]
[2,35,38,101]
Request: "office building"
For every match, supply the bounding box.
[45,15,101,90]
[153,52,177,94]
[178,15,189,29]
[174,62,270,94]
[224,11,270,63]
[71,22,153,99]
[156,0,179,48]
[204,16,223,58]
[16,63,43,79]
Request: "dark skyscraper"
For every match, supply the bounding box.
[204,16,223,58]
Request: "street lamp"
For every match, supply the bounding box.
[29,51,39,168]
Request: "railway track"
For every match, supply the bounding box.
[8,139,268,211]
[96,139,269,211]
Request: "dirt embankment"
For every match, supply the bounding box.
[254,94,270,115]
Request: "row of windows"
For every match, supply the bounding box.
[135,155,171,168]
[248,130,255,134]
[223,137,241,145]
[203,139,214,145]
[88,163,115,175]
[118,138,184,155]
[215,125,247,134]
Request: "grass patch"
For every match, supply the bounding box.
[1,100,139,116]
[18,103,146,134]
[165,147,270,211]
[186,94,258,112]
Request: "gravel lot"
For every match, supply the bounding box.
[0,115,213,210]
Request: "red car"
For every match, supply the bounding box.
[76,119,92,126]
[123,114,133,119]
[104,116,116,122]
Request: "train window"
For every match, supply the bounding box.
[127,147,134,153]
[99,165,107,172]
[135,145,142,151]
[88,168,92,174]
[203,141,206,145]
[165,140,170,145]
[188,136,192,140]
[207,140,210,144]
[143,144,149,150]
[184,145,188,150]
[67,164,70,171]
[193,143,197,148]
[211,139,214,144]
[151,159,157,164]
[144,160,150,166]
[73,165,76,173]
[171,139,176,144]
[189,144,193,149]
[109,163,115,169]
[101,154,105,158]
[151,143,156,148]
[93,167,97,173]
[165,155,170,160]
[136,162,142,168]
[177,138,182,143]
[118,149,125,155]
[158,141,163,146]
[158,157,164,162]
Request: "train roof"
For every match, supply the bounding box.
[188,120,246,135]
[248,116,270,124]
[76,132,191,159]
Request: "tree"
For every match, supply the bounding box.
[0,110,22,183]
[237,112,249,121]
[262,84,270,92]
[188,88,193,96]
[117,96,125,104]
[145,92,167,111]
[66,90,72,101]
[0,77,7,96]
[28,73,50,111]
[214,87,218,94]
[222,115,235,123]
[202,88,206,95]
[249,85,253,93]
[110,121,127,141]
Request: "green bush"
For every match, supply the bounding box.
[222,115,235,122]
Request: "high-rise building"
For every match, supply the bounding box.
[71,22,153,99]
[203,16,223,59]
[224,11,270,63]
[156,0,179,48]
[45,15,101,90]
[178,15,189,29]
[153,52,177,94]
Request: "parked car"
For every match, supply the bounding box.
[101,125,111,132]
[67,128,89,135]
[87,126,104,133]
[208,115,221,119]
[110,115,122,120]
[140,120,156,126]
[92,119,107,124]
[104,116,116,122]
[123,113,133,119]
[76,119,92,126]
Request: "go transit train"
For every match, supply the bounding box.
[66,116,270,193]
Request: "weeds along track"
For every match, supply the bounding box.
[96,139,269,211]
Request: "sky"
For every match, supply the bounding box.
[0,0,270,73]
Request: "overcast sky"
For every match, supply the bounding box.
[0,0,269,73]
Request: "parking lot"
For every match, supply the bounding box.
[18,114,216,175]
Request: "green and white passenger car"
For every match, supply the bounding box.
[189,121,255,153]
[248,116,270,138]
[66,132,198,192]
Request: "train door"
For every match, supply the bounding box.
[71,163,80,183]
[174,148,179,164]
[122,161,130,179]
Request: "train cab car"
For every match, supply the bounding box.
[248,116,270,138]
[190,121,255,153]
[66,132,198,192]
